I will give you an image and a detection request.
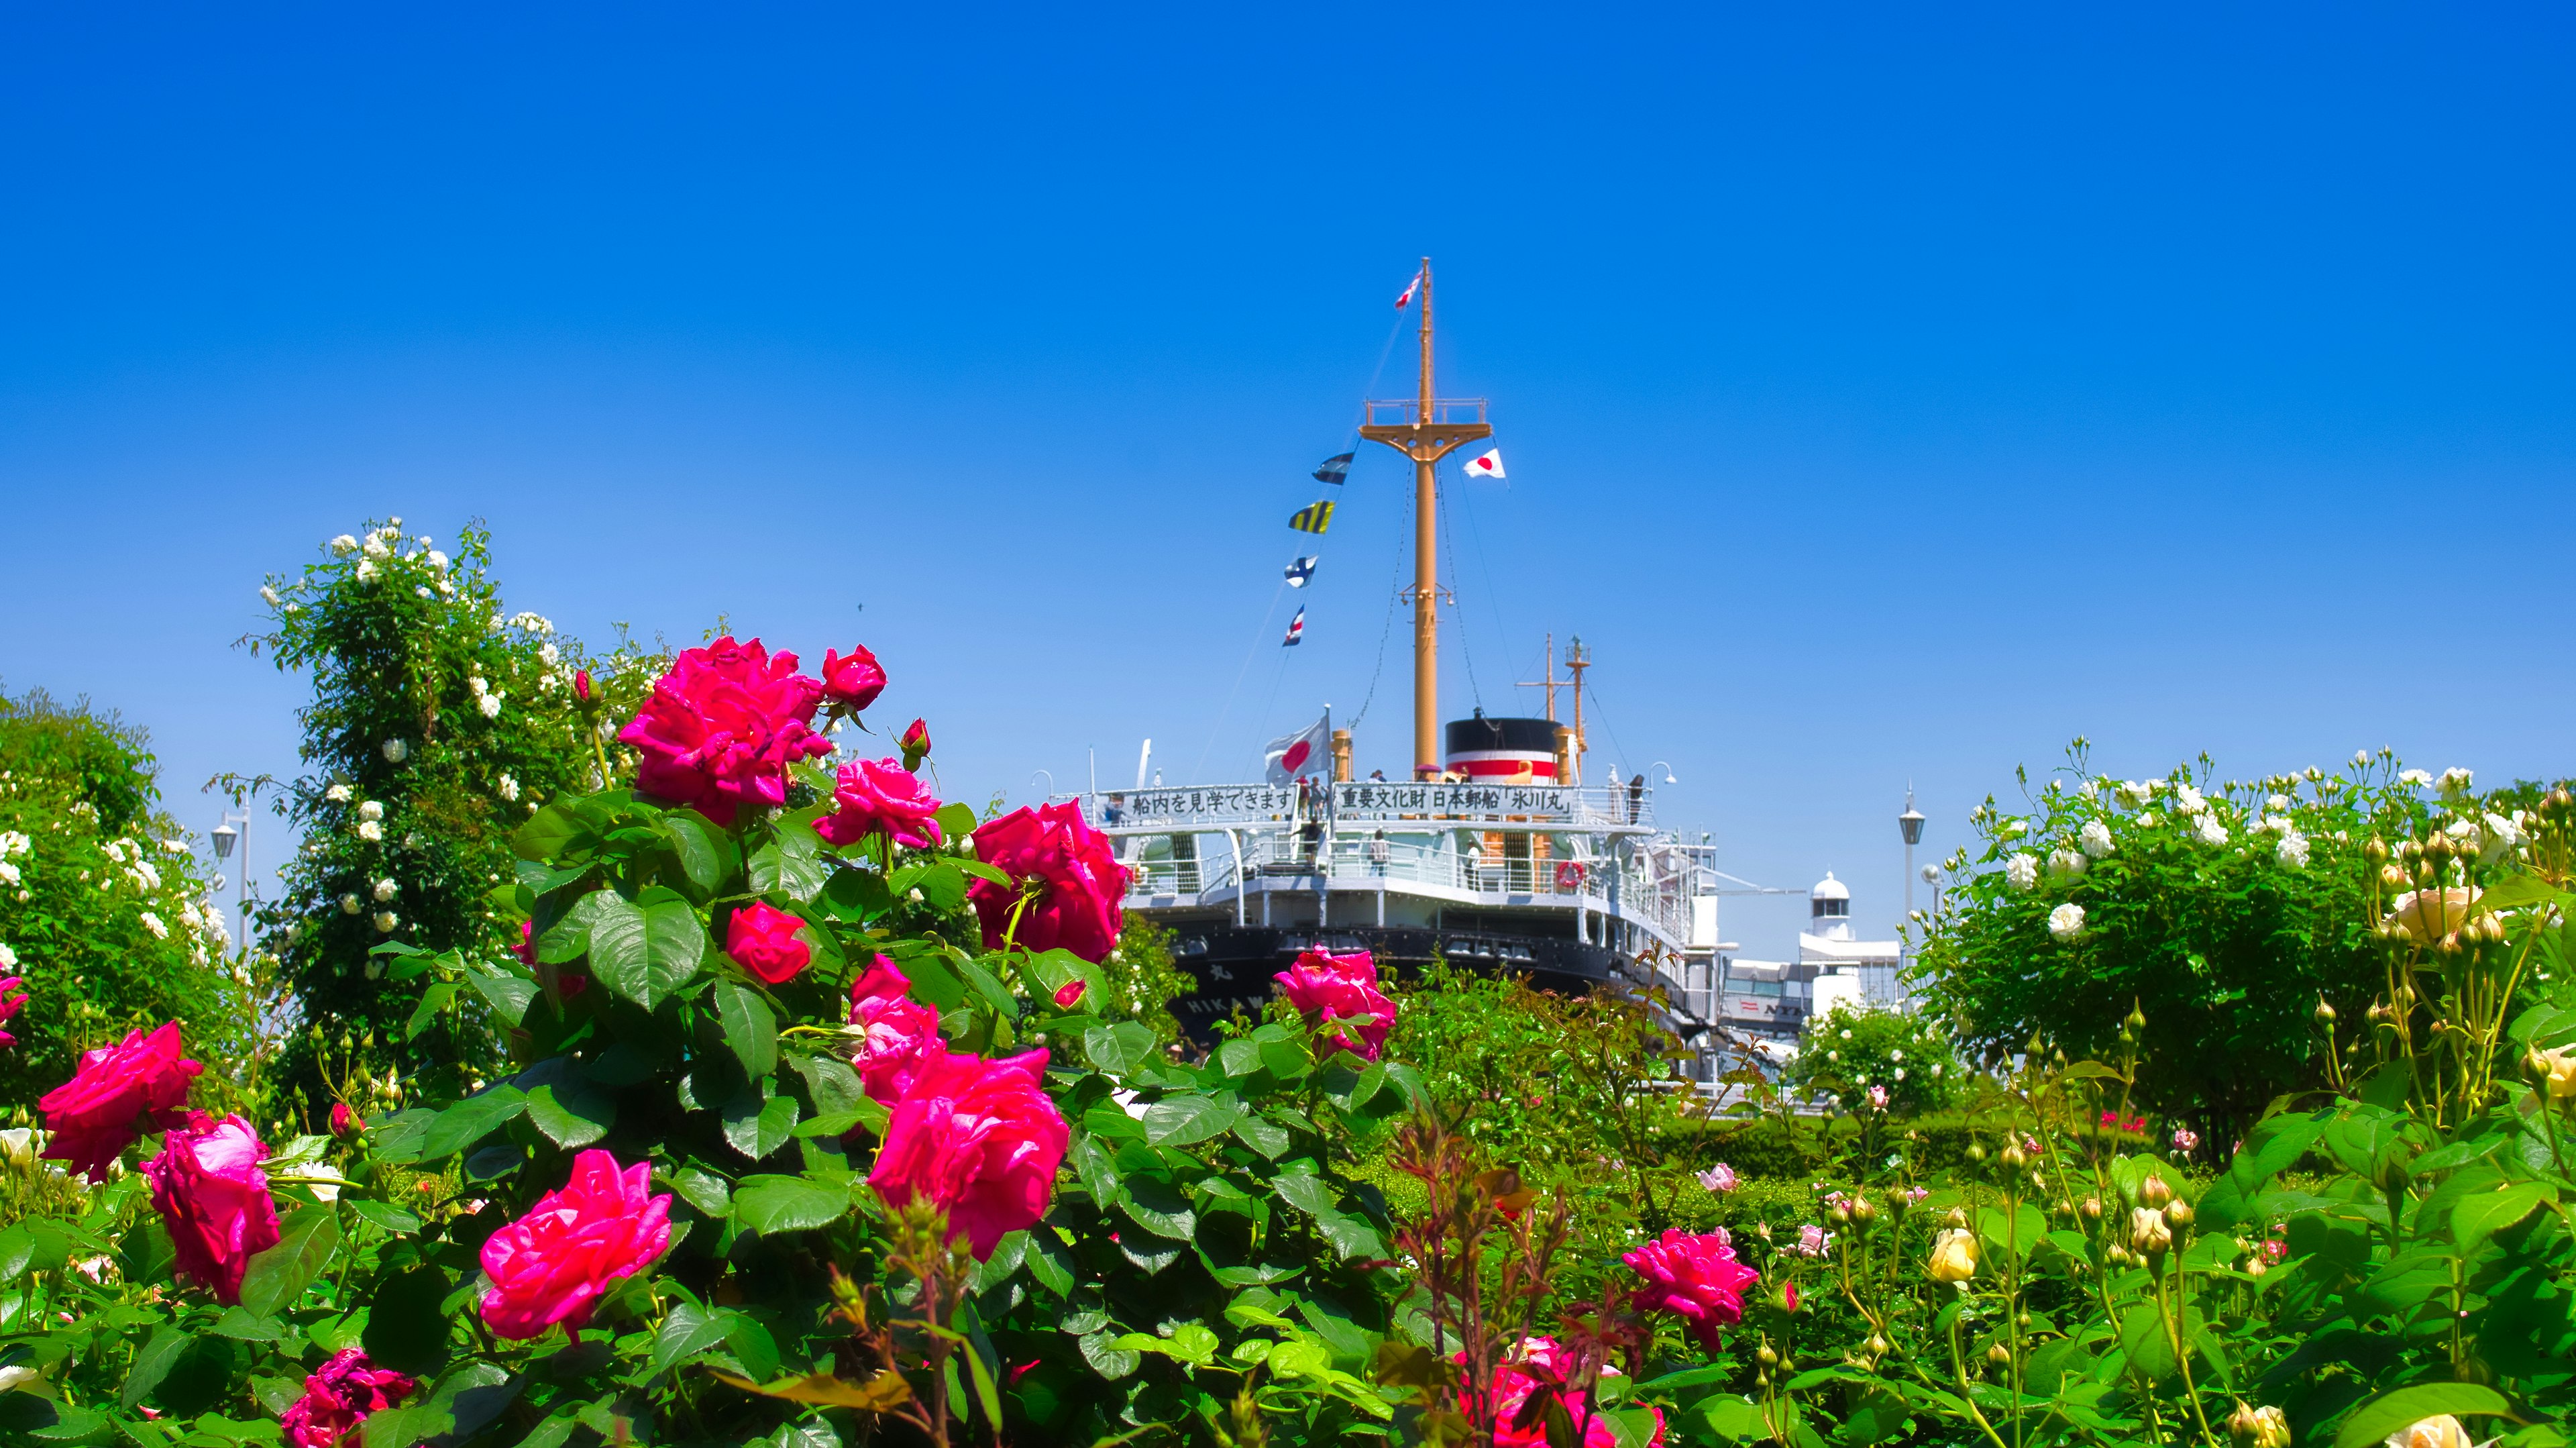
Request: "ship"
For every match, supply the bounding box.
[1077,260,1733,1081]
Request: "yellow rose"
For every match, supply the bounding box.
[2385,1414,2470,1448]
[2392,886,2482,943]
[2534,1046,2576,1100]
[2227,1402,2290,1448]
[1927,1227,1978,1282]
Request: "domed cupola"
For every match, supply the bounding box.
[1809,871,1854,942]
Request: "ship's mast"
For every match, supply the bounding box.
[1359,257,1492,780]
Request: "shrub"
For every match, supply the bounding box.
[1782,1002,1966,1116]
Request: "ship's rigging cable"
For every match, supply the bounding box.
[1342,466,1412,734]
[1452,457,1522,699]
[1437,476,1484,710]
[1187,576,1289,785]
[1583,681,1637,784]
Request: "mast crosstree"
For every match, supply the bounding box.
[1357,257,1492,780]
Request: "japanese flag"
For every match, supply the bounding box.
[1463,448,1505,480]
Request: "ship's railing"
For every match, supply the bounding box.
[1091,780,1652,831]
[1118,831,1701,946]
[1361,397,1489,428]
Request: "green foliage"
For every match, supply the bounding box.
[1782,1003,1966,1116]
[244,519,661,1125]
[1099,910,1190,1043]
[1919,742,2447,1144]
[0,686,249,1113]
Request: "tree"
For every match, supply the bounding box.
[241,519,659,1124]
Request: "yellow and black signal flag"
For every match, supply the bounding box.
[1287,499,1336,535]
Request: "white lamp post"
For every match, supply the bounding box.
[210,812,250,949]
[1898,789,1926,976]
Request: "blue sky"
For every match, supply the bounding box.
[2,3,2570,960]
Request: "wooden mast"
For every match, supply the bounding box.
[1358,257,1491,780]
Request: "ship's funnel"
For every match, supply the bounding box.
[1443,712,1561,782]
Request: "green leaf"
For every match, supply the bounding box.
[934,800,977,839]
[239,1205,341,1318]
[209,1308,285,1341]
[661,812,736,895]
[345,1198,422,1235]
[733,1174,851,1235]
[513,803,587,864]
[365,1361,519,1448]
[2455,1181,2553,1258]
[461,966,538,1027]
[405,982,459,1041]
[913,860,967,911]
[1078,1329,1142,1380]
[1085,1023,1157,1076]
[363,1266,454,1376]
[717,980,780,1078]
[122,1324,191,1410]
[1233,1114,1293,1159]
[1026,1229,1076,1296]
[419,1085,529,1161]
[790,1052,867,1119]
[569,885,644,970]
[1115,1323,1219,1367]
[749,829,829,902]
[724,1093,802,1161]
[637,886,712,1006]
[1142,1092,1242,1147]
[1120,1178,1197,1239]
[652,1304,741,1378]
[2334,1384,2518,1448]
[524,1072,616,1150]
[2118,1302,2176,1382]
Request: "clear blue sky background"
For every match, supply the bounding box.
[2,4,2569,960]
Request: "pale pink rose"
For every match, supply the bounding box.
[1273,949,1396,1061]
[725,900,812,986]
[146,1113,282,1305]
[1791,1223,1831,1257]
[618,637,830,823]
[40,1021,203,1181]
[869,1048,1069,1260]
[1867,1084,1890,1110]
[279,1349,415,1448]
[2171,1127,2201,1153]
[967,803,1126,963]
[1623,1227,1760,1353]
[1695,1163,1739,1194]
[849,956,946,1104]
[479,1150,672,1339]
[814,758,944,851]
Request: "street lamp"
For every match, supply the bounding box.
[1648,762,1680,785]
[211,812,250,950]
[1898,788,1926,975]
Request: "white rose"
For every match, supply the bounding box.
[139,911,169,940]
[354,560,378,582]
[357,821,383,843]
[2080,819,2114,859]
[426,550,448,570]
[2195,815,2229,847]
[329,534,359,555]
[382,739,408,763]
[325,783,352,803]
[339,894,364,915]
[478,694,502,720]
[540,643,560,666]
[0,943,15,970]
[2275,832,2310,868]
[2047,902,2086,941]
[2005,854,2039,891]
[2048,848,2086,881]
[361,533,391,560]
[358,800,384,821]
[0,863,17,887]
[2398,768,2433,786]
[372,878,398,901]
[497,774,520,803]
[373,911,398,933]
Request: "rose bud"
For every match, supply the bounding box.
[900,717,932,772]
[331,1102,361,1139]
[572,670,594,706]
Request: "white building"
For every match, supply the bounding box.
[1715,870,1906,1041]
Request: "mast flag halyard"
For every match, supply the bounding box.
[1356,257,1493,779]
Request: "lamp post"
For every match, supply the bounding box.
[1897,789,1925,980]
[210,811,250,950]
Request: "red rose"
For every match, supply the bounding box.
[514,919,537,968]
[572,670,594,707]
[329,1102,360,1139]
[813,758,944,851]
[899,717,932,772]
[725,900,812,986]
[1456,1337,1665,1448]
[820,645,887,713]
[280,1350,415,1448]
[869,1048,1068,1260]
[480,1149,672,1339]
[1622,1227,1760,1353]
[40,1021,202,1181]
[146,1113,283,1304]
[849,955,945,1104]
[0,976,25,1048]
[1273,949,1396,1062]
[967,803,1126,963]
[617,637,831,824]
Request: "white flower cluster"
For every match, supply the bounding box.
[0,830,27,890]
[2116,780,2158,807]
[469,674,504,720]
[325,782,352,803]
[2005,853,2039,891]
[2047,902,2086,941]
[508,612,555,636]
[2438,766,2475,799]
[2047,847,2086,882]
[2173,784,2208,816]
[2194,814,2229,848]
[383,737,409,763]
[497,774,521,803]
[2080,819,2114,859]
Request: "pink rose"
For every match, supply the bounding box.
[1623,1227,1760,1353]
[617,637,831,823]
[515,919,537,968]
[40,1021,203,1181]
[869,1048,1069,1259]
[146,1113,283,1305]
[0,976,24,1047]
[1273,949,1397,1062]
[479,1149,674,1340]
[725,900,812,986]
[330,1102,360,1139]
[820,645,887,713]
[899,717,932,771]
[1456,1337,1665,1448]
[280,1349,416,1448]
[968,803,1126,962]
[849,956,946,1104]
[814,758,944,851]
[1696,1163,1738,1194]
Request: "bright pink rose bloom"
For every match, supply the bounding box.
[849,955,946,1104]
[145,1113,282,1305]
[40,1021,202,1181]
[0,976,25,1047]
[869,1048,1069,1259]
[1623,1227,1760,1353]
[279,1349,415,1448]
[479,1149,673,1340]
[617,637,831,823]
[967,802,1126,963]
[725,900,813,986]
[814,758,944,851]
[1273,949,1397,1062]
[820,645,887,713]
[1457,1337,1665,1448]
